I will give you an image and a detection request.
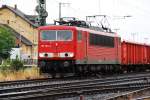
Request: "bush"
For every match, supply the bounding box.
[0,59,11,71]
[0,56,24,71]
[10,58,24,71]
[0,57,2,65]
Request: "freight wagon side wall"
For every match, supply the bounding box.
[121,41,150,65]
[147,46,150,63]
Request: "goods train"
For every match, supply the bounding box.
[38,19,150,77]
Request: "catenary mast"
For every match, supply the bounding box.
[36,0,48,26]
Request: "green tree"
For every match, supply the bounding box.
[0,26,15,59]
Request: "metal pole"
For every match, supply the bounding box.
[59,3,61,21]
[98,0,101,14]
[58,2,70,21]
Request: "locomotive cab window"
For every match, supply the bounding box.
[89,33,114,47]
[77,31,82,41]
[41,30,56,41]
[57,31,72,41]
[41,30,73,41]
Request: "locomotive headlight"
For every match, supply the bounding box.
[68,52,74,57]
[39,53,44,57]
[39,53,53,57]
[59,52,74,58]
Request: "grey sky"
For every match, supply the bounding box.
[0,0,150,43]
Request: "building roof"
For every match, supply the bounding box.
[0,5,38,27]
[0,24,33,46]
[24,15,38,25]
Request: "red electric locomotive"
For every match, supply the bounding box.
[38,24,121,76]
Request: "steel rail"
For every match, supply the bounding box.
[0,72,150,89]
[0,72,150,100]
[106,87,150,100]
[0,73,150,94]
[0,81,150,100]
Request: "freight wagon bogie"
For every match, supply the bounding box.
[121,64,150,73]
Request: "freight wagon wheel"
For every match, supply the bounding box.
[60,73,64,78]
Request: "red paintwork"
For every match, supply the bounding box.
[76,28,121,64]
[38,25,121,64]
[87,36,121,63]
[121,41,150,65]
[39,25,150,66]
[76,31,87,60]
[38,26,76,60]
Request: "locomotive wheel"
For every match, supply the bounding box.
[59,73,64,78]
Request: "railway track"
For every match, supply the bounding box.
[106,87,150,100]
[0,72,150,93]
[0,72,150,100]
[0,79,149,100]
[0,72,150,89]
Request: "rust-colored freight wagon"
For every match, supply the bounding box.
[121,41,150,65]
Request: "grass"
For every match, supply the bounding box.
[0,67,43,81]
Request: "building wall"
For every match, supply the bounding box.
[15,38,32,59]
[0,8,38,59]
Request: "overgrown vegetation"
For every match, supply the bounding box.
[10,58,24,71]
[0,58,41,81]
[0,57,24,71]
[0,66,41,81]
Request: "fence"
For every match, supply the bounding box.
[22,59,38,66]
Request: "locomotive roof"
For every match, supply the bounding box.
[38,25,119,37]
[76,27,118,37]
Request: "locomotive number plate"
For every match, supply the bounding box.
[54,53,58,57]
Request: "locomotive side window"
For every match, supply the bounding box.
[77,31,82,41]
[89,33,114,47]
[41,31,56,41]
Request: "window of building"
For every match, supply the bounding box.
[89,33,114,47]
[7,20,9,24]
[77,31,82,41]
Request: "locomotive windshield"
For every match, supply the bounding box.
[41,31,56,41]
[41,30,73,41]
